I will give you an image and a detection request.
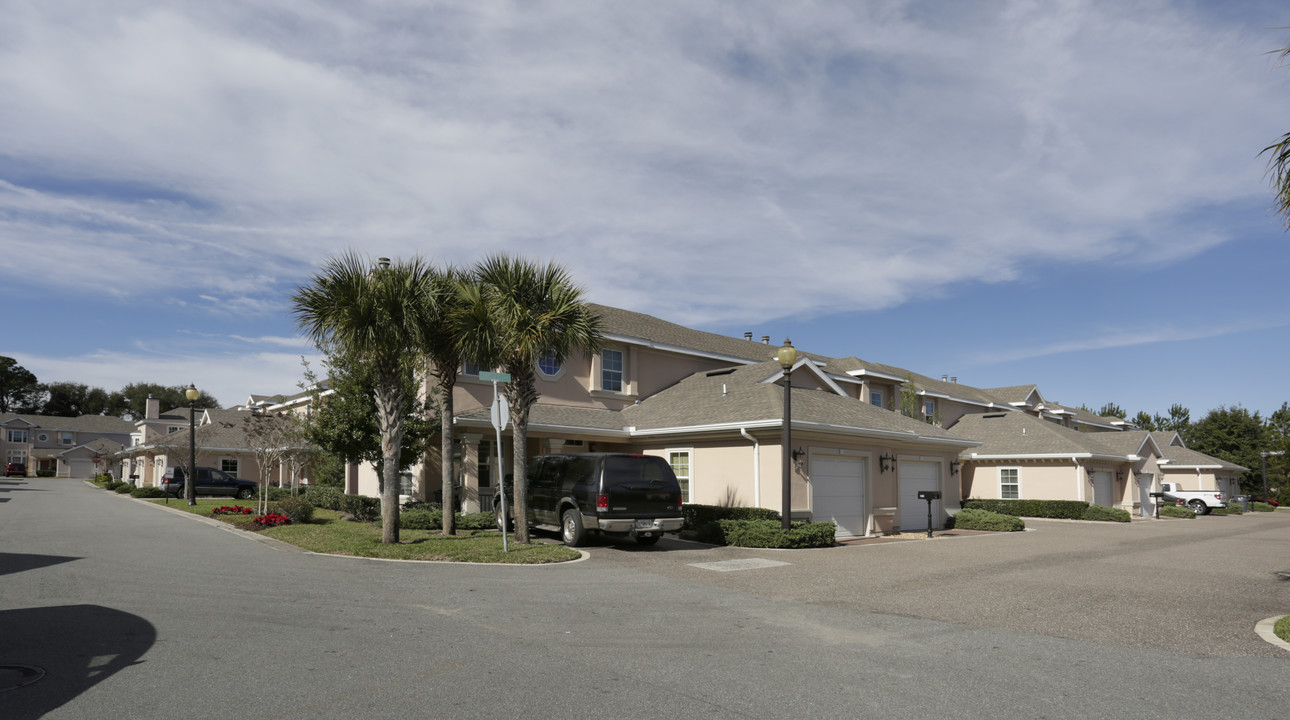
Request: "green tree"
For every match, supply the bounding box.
[1161,404,1192,434]
[1131,410,1159,431]
[39,382,115,417]
[1265,402,1290,498]
[0,357,42,413]
[459,255,603,544]
[895,374,920,419]
[1261,34,1290,227]
[1187,406,1266,492]
[116,382,219,420]
[1097,403,1125,420]
[418,267,473,536]
[292,253,438,543]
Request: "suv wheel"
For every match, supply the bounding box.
[561,509,586,547]
[236,486,253,500]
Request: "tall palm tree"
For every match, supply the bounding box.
[292,252,436,543]
[460,255,603,543]
[419,266,472,535]
[1263,37,1290,228]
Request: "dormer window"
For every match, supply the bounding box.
[870,390,883,408]
[601,349,624,392]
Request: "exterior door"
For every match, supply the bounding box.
[899,461,942,531]
[1092,471,1113,507]
[811,455,866,539]
[1137,473,1155,517]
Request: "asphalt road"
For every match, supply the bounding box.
[2,477,1287,720]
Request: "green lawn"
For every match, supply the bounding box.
[145,498,579,564]
[1276,615,1290,644]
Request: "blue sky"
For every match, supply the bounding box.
[2,0,1288,420]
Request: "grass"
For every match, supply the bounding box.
[144,498,579,564]
[1277,615,1290,644]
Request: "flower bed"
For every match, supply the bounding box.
[212,505,254,516]
[253,513,292,527]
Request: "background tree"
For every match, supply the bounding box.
[895,374,920,419]
[1131,410,1159,431]
[0,357,42,413]
[1264,402,1290,500]
[117,382,219,420]
[39,382,115,417]
[459,255,602,544]
[1186,405,1266,492]
[293,252,437,543]
[1097,402,1125,420]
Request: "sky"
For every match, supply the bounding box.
[2,0,1289,421]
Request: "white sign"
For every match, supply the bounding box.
[491,394,509,432]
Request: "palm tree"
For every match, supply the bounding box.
[292,252,436,543]
[1263,37,1290,228]
[419,266,472,535]
[460,255,603,543]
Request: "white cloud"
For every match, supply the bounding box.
[970,318,1290,365]
[0,0,1286,332]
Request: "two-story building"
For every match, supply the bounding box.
[0,413,133,478]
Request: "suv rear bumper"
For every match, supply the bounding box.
[594,517,684,534]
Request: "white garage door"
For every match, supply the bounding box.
[811,455,866,538]
[1092,471,1113,507]
[899,461,941,531]
[67,458,95,478]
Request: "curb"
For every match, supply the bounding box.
[1254,616,1290,654]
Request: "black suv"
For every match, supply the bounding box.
[162,466,256,500]
[497,453,684,546]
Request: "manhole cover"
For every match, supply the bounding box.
[0,665,45,692]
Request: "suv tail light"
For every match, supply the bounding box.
[596,494,608,510]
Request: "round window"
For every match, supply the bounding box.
[537,350,561,377]
[37,433,48,442]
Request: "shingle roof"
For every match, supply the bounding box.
[1146,431,1247,471]
[0,413,134,434]
[949,412,1130,458]
[590,304,783,363]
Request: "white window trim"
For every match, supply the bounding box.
[220,457,239,476]
[536,350,566,381]
[1000,467,1020,500]
[666,448,693,503]
[600,348,625,393]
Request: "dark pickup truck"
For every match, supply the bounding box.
[496,453,685,546]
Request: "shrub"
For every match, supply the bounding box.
[456,511,495,530]
[103,481,125,491]
[305,486,344,511]
[264,486,302,502]
[36,470,55,478]
[716,519,835,548]
[1081,505,1131,523]
[951,508,1025,532]
[1251,501,1276,512]
[402,500,441,513]
[1158,505,1194,519]
[114,484,134,494]
[130,486,166,499]
[400,508,439,530]
[1211,505,1241,515]
[962,498,1088,519]
[269,496,316,524]
[340,494,380,522]
[681,504,782,544]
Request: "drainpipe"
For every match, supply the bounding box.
[1073,457,1083,503]
[740,427,761,507]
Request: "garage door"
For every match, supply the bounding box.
[67,458,95,478]
[1092,471,1113,507]
[899,461,941,531]
[811,455,866,538]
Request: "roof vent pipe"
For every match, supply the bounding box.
[722,384,728,397]
[377,257,391,269]
[942,375,948,382]
[951,377,957,383]
[744,332,753,341]
[762,335,770,344]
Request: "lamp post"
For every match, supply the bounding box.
[185,384,200,506]
[778,339,798,531]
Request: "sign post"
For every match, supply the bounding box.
[480,371,511,552]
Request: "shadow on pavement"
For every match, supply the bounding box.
[0,553,81,577]
[0,605,156,720]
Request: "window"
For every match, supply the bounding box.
[463,361,482,377]
[7,429,28,443]
[537,349,561,377]
[601,349,623,392]
[478,439,492,487]
[7,450,27,464]
[869,390,883,408]
[221,458,239,475]
[924,400,935,418]
[668,450,692,502]
[399,471,414,496]
[60,432,74,445]
[168,426,183,434]
[1000,468,1019,499]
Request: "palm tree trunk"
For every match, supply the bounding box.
[511,411,529,543]
[374,366,407,544]
[440,381,456,535]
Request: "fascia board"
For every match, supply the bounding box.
[765,359,848,397]
[845,368,907,383]
[625,419,782,437]
[964,452,1127,462]
[916,389,1016,410]
[602,332,762,365]
[790,420,981,448]
[453,416,631,439]
[0,417,39,427]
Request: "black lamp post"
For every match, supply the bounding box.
[778,339,798,531]
[185,383,199,506]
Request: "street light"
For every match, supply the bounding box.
[186,384,200,506]
[778,339,798,531]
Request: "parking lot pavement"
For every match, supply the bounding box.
[579,512,1290,658]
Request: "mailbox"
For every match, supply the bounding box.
[1148,492,1164,499]
[917,490,942,501]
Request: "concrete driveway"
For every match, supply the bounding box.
[577,512,1290,658]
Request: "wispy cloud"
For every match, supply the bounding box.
[971,319,1290,365]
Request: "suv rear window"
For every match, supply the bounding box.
[602,455,673,488]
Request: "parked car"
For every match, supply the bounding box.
[161,466,256,500]
[1159,481,1226,515]
[495,453,684,547]
[4,462,26,477]
[1249,496,1281,507]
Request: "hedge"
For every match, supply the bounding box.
[681,503,783,544]
[305,486,344,512]
[1158,505,1195,519]
[962,498,1089,520]
[1081,505,1131,523]
[717,519,835,548]
[398,509,495,531]
[129,486,166,499]
[949,508,1025,532]
[1251,502,1277,512]
[339,494,380,522]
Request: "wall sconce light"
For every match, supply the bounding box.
[1116,471,1125,482]
[950,460,960,476]
[791,447,805,462]
[880,452,896,473]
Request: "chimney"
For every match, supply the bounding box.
[145,395,160,420]
[744,332,753,341]
[942,375,948,382]
[951,377,957,383]
[761,335,770,344]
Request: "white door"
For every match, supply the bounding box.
[1092,471,1113,507]
[899,461,942,531]
[811,455,866,538]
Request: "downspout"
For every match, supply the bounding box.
[740,427,761,507]
[1074,456,1083,503]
